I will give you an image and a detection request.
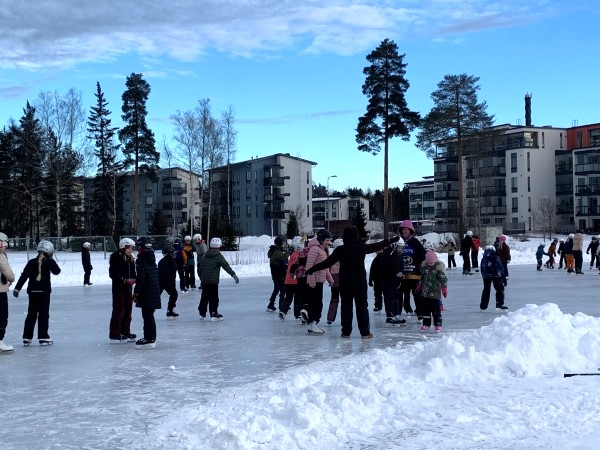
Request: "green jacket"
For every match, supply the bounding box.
[199,249,236,285]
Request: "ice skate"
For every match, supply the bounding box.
[166,310,179,319]
[300,309,309,323]
[22,338,32,346]
[385,317,404,327]
[39,338,53,346]
[373,307,382,314]
[125,333,137,342]
[266,303,276,313]
[307,321,324,335]
[109,334,128,344]
[135,338,156,349]
[361,333,374,339]
[210,313,224,322]
[0,340,14,352]
[496,305,509,312]
[278,311,286,321]
[420,325,430,332]
[434,326,442,332]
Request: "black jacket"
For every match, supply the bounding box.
[380,245,404,285]
[109,250,136,294]
[81,248,92,271]
[307,228,399,288]
[368,253,383,285]
[134,250,161,310]
[158,255,178,290]
[15,254,61,294]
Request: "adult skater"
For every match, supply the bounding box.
[133,236,161,349]
[0,232,15,352]
[81,241,93,286]
[108,238,137,343]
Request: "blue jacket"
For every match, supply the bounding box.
[480,248,506,279]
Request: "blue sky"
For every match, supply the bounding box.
[1,1,599,193]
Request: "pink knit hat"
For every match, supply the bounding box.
[425,250,437,265]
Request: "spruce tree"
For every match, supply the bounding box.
[352,203,370,242]
[87,82,123,239]
[118,73,159,234]
[286,212,300,239]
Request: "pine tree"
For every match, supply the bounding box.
[416,74,494,233]
[286,212,300,239]
[356,38,420,239]
[87,82,124,239]
[352,203,370,242]
[118,73,159,234]
[148,209,167,235]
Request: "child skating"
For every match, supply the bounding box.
[416,251,447,332]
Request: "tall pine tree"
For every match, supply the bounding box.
[356,39,420,238]
[118,73,159,234]
[87,82,124,239]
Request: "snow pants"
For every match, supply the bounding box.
[198,284,220,316]
[421,296,442,327]
[480,278,505,310]
[340,281,370,337]
[109,290,134,338]
[23,291,51,340]
[0,292,8,340]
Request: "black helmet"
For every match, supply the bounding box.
[274,235,286,247]
[316,229,332,243]
[162,245,175,256]
[135,236,153,249]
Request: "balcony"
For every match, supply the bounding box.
[480,206,507,216]
[555,164,573,175]
[435,190,459,200]
[556,205,574,215]
[263,176,288,187]
[435,208,459,217]
[576,206,600,216]
[466,167,506,178]
[556,184,573,195]
[434,170,459,181]
[576,185,600,196]
[574,163,600,175]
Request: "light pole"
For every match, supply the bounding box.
[326,175,337,231]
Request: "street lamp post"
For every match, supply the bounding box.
[326,175,337,231]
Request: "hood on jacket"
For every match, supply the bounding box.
[307,238,321,249]
[204,248,221,258]
[267,245,279,258]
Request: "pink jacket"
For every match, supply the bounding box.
[285,251,300,285]
[305,239,334,288]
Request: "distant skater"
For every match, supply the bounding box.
[81,241,93,286]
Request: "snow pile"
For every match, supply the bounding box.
[147,303,600,449]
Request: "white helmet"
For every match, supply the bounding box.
[184,235,192,242]
[193,233,202,241]
[0,232,7,242]
[333,238,344,248]
[293,242,304,251]
[210,237,222,248]
[391,237,405,253]
[37,240,54,255]
[83,242,91,249]
[119,238,136,249]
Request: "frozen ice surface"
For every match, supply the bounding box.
[1,265,600,449]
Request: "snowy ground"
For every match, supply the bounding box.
[2,234,600,449]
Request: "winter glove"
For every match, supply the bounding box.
[441,287,448,298]
[305,268,314,276]
[125,278,136,286]
[12,289,19,298]
[233,274,239,284]
[502,278,508,287]
[415,283,422,293]
[368,279,374,287]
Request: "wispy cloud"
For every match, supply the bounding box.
[0,0,579,70]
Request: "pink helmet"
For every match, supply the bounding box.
[398,220,415,234]
[499,235,507,242]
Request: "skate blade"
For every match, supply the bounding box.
[39,341,53,346]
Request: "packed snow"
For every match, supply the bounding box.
[3,233,600,449]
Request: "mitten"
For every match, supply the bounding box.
[12,289,19,298]
[415,283,422,293]
[233,274,239,284]
[502,278,508,286]
[125,278,136,286]
[441,287,448,298]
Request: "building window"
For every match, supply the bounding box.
[527,176,530,192]
[307,187,310,201]
[307,171,309,184]
[246,171,251,182]
[255,205,259,217]
[560,132,563,149]
[307,205,310,218]
[541,132,545,148]
[145,181,153,192]
[145,196,153,206]
[577,131,583,148]
[528,197,531,212]
[511,177,518,193]
[145,211,153,220]
[246,188,251,199]
[527,152,530,172]
[512,197,518,213]
[510,153,517,173]
[246,205,251,216]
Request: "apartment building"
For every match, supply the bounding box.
[206,153,316,236]
[312,195,371,235]
[82,167,201,235]
[405,177,435,232]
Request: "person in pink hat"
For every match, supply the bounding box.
[416,250,448,332]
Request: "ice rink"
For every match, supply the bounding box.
[1,265,599,449]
